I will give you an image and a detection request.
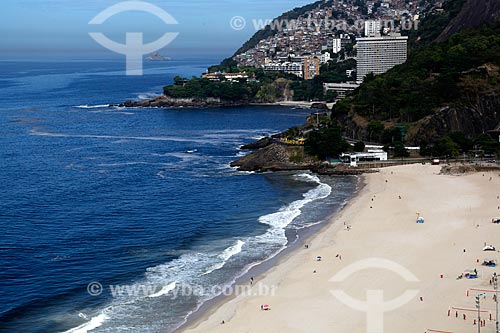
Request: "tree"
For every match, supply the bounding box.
[447,131,473,153]
[367,120,384,142]
[433,136,460,157]
[475,134,500,155]
[393,141,410,158]
[325,90,338,103]
[382,127,403,144]
[305,126,350,160]
[353,141,365,152]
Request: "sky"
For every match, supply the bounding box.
[0,0,313,61]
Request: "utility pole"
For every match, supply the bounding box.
[494,272,499,333]
[476,293,485,333]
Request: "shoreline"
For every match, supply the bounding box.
[118,95,332,110]
[175,174,365,332]
[180,164,500,333]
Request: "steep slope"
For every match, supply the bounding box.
[436,0,500,42]
[334,9,500,146]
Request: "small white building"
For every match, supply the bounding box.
[332,38,342,54]
[340,150,388,167]
[364,20,382,37]
[323,82,360,100]
[320,52,331,64]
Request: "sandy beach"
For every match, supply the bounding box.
[182,164,500,333]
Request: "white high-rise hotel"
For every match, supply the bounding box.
[356,35,408,82]
[355,20,408,82]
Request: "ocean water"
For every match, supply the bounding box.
[0,59,357,333]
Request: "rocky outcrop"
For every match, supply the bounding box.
[339,64,500,145]
[436,0,500,42]
[231,141,376,175]
[310,102,329,110]
[406,91,500,144]
[230,143,316,172]
[441,164,500,175]
[240,137,276,150]
[121,95,247,108]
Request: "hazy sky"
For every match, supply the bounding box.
[1,0,313,60]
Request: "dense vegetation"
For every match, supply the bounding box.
[292,59,356,101]
[164,76,253,101]
[327,22,500,158]
[305,126,350,160]
[165,57,356,102]
[334,23,500,123]
[162,0,500,159]
[420,132,500,158]
[163,70,299,102]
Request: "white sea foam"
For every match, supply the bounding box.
[73,104,110,109]
[202,240,245,275]
[98,162,167,167]
[61,174,333,333]
[235,151,247,157]
[259,173,331,231]
[235,170,255,175]
[136,92,159,100]
[61,313,109,333]
[28,130,208,144]
[148,282,176,298]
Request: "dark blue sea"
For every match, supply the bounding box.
[0,59,357,333]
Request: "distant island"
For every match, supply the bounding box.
[145,52,171,61]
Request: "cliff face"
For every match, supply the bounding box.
[406,92,500,144]
[436,0,500,42]
[340,75,500,145]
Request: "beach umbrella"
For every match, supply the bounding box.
[263,304,269,310]
[317,256,322,261]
